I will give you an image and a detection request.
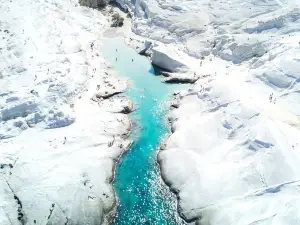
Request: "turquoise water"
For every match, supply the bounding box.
[101,38,186,225]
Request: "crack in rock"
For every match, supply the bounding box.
[47,203,55,220]
[4,178,27,225]
[64,217,69,225]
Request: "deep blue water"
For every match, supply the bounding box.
[101,38,186,225]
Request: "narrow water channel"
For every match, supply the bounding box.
[101,38,186,225]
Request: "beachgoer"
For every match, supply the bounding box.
[63,137,67,144]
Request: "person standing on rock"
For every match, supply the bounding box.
[63,137,67,144]
[269,93,273,102]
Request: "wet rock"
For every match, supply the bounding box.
[171,101,180,109]
[164,76,199,84]
[120,105,133,114]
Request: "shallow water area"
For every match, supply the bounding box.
[100,38,186,225]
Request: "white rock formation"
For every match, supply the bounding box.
[152,44,188,72]
[0,0,130,224]
[4,0,299,224]
[159,73,300,224]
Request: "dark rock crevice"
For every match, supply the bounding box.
[47,204,55,220]
[4,178,27,225]
[164,76,199,84]
[96,91,123,99]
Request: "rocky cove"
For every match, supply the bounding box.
[0,1,194,223]
[2,0,300,224]
[100,37,187,225]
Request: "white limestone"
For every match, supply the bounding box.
[152,43,188,72]
[0,0,131,224]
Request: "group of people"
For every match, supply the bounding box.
[269,93,276,104]
[115,49,134,62]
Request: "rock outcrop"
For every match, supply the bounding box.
[138,40,153,56]
[164,73,199,84]
[151,44,188,72]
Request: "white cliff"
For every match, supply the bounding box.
[0,0,131,224]
[151,43,188,72]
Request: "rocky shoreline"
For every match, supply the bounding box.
[99,0,300,224]
[99,4,196,225]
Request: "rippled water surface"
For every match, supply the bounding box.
[101,38,186,225]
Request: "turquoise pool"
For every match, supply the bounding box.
[101,38,186,225]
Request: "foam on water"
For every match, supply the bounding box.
[101,38,186,225]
